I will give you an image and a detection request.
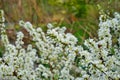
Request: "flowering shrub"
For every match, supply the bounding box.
[0,10,120,80]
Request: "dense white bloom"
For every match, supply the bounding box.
[0,10,120,80]
[15,32,24,49]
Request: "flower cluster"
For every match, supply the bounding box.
[0,10,120,80]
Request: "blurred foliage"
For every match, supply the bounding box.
[48,0,87,18]
[0,0,120,23]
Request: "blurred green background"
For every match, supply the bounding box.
[0,0,120,45]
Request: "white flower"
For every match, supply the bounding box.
[47,23,53,29]
[19,20,24,26]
